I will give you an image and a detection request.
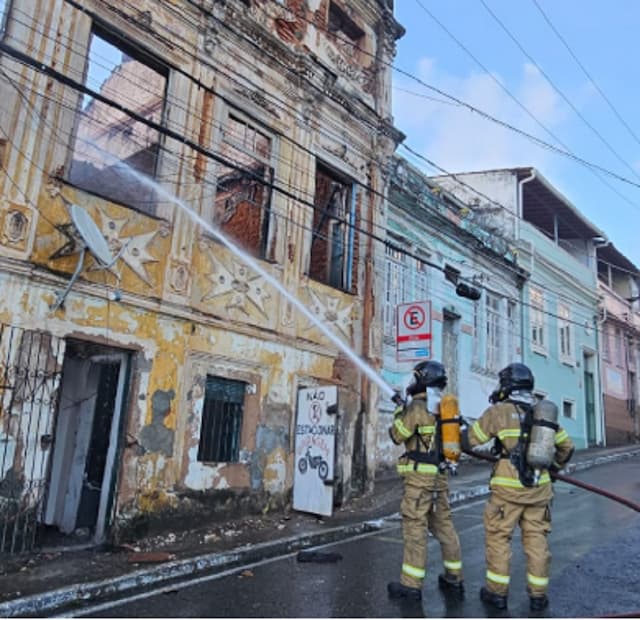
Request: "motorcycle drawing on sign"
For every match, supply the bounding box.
[298,446,329,480]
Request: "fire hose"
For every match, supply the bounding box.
[462,448,640,513]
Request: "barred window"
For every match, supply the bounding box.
[198,376,246,463]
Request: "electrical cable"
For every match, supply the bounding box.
[3,5,626,320]
[410,0,640,212]
[7,3,637,285]
[239,0,640,191]
[531,0,640,150]
[479,0,640,186]
[0,44,607,331]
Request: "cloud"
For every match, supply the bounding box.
[392,58,568,173]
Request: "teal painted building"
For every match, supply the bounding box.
[434,168,606,449]
[376,158,526,470]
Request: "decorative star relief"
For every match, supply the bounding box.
[49,207,159,286]
[202,252,270,318]
[306,288,353,339]
[118,230,159,285]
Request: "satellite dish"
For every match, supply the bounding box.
[70,203,115,267]
[51,204,123,311]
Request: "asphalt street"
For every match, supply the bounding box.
[72,459,640,618]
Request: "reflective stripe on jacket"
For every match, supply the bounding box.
[468,400,574,502]
[388,393,447,489]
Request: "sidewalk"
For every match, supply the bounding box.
[1,444,639,617]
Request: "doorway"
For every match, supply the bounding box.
[583,351,597,446]
[44,341,129,544]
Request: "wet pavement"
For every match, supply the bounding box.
[69,460,640,618]
[0,444,638,617]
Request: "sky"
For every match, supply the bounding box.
[392,0,640,268]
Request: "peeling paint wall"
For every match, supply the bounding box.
[0,0,404,541]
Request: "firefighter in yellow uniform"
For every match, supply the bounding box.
[387,361,464,602]
[463,363,574,612]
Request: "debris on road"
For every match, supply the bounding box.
[296,550,343,563]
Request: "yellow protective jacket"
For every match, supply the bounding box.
[388,393,448,491]
[468,400,574,504]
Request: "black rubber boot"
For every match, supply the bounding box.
[387,582,422,601]
[480,586,508,609]
[530,595,549,611]
[438,573,464,596]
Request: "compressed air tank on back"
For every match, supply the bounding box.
[526,399,558,470]
[439,394,461,465]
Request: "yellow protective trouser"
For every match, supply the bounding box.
[483,494,552,597]
[400,481,463,589]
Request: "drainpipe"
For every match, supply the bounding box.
[517,170,535,361]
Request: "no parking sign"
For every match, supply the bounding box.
[396,301,432,362]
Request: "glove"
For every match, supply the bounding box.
[393,405,404,418]
[391,391,405,407]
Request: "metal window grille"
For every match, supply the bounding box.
[197,376,246,463]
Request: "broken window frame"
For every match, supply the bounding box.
[210,107,277,261]
[197,375,247,464]
[67,24,169,216]
[309,163,356,292]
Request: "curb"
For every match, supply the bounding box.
[2,447,639,617]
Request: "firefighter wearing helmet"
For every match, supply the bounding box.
[387,360,464,601]
[462,363,574,612]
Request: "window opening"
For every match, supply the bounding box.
[507,299,517,361]
[615,327,624,367]
[602,326,611,361]
[530,288,545,351]
[328,2,364,43]
[213,112,275,259]
[68,27,167,215]
[472,297,482,368]
[562,400,574,419]
[198,376,246,463]
[383,242,406,337]
[486,293,502,373]
[558,303,572,361]
[309,164,355,291]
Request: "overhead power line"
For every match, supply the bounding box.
[411,0,640,213]
[479,0,640,185]
[3,5,629,315]
[0,49,604,330]
[531,0,640,150]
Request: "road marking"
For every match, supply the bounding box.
[67,497,490,617]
